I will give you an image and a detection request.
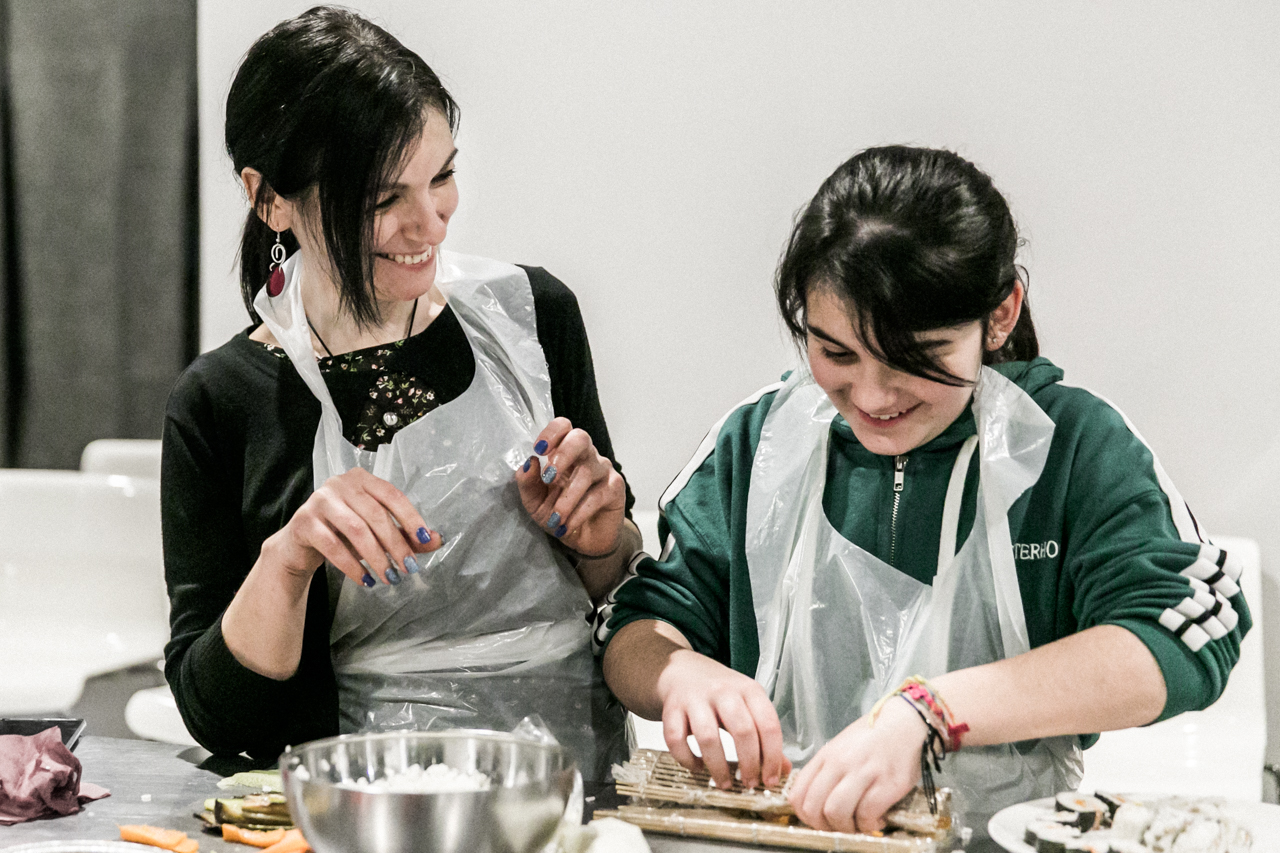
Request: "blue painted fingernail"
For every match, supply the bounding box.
[416,527,431,544]
[361,572,376,588]
[404,554,420,574]
[554,524,567,538]
[523,457,532,473]
[385,566,401,585]
[534,440,548,455]
[546,511,561,529]
[541,465,557,485]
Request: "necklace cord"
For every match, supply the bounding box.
[306,297,419,359]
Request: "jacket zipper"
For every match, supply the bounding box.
[890,455,908,566]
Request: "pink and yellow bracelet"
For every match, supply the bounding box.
[869,675,969,751]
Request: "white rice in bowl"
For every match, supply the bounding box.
[298,762,492,793]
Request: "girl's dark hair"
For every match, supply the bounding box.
[775,145,1038,385]
[226,5,459,326]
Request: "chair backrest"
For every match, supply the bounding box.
[80,438,162,479]
[0,469,167,715]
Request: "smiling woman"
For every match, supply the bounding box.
[160,6,637,781]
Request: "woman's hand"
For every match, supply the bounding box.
[787,698,926,834]
[656,648,791,791]
[265,466,443,587]
[516,417,626,558]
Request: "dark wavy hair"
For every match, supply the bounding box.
[775,145,1037,386]
[226,5,459,327]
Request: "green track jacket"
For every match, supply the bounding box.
[598,358,1249,726]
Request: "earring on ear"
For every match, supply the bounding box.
[267,230,287,297]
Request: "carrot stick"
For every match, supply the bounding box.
[118,825,192,851]
[221,825,289,848]
[260,828,311,853]
[175,839,199,853]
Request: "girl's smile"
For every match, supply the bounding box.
[853,403,920,427]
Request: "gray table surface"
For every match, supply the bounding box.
[0,737,747,853]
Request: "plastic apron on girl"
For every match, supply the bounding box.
[744,366,1082,845]
[254,251,626,781]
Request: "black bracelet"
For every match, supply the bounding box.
[899,694,946,815]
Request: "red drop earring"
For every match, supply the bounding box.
[267,230,287,297]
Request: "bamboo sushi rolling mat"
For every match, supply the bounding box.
[605,750,950,852]
[593,806,939,852]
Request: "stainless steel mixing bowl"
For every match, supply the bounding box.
[280,730,577,853]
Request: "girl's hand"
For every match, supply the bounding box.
[516,417,626,557]
[266,466,444,587]
[787,698,926,834]
[656,648,791,791]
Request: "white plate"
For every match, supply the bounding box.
[988,795,1280,852]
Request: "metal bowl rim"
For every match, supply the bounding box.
[278,728,573,779]
[281,728,565,757]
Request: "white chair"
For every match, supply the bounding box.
[125,680,198,746]
[1079,535,1264,800]
[74,439,199,746]
[0,470,169,715]
[80,438,162,480]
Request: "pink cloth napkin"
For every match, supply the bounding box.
[0,726,110,825]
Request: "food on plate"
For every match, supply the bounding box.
[1054,793,1109,831]
[1017,792,1253,852]
[118,824,199,853]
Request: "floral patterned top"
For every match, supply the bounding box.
[258,337,440,450]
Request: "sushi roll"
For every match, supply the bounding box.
[1033,825,1083,853]
[1107,842,1148,853]
[1143,805,1193,849]
[1094,792,1133,819]
[1055,793,1109,832]
[1170,818,1223,853]
[1110,803,1155,841]
[1027,820,1079,847]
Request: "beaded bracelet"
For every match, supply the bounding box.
[870,675,969,752]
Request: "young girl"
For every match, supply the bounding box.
[163,7,637,780]
[599,146,1249,843]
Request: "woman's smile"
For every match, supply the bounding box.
[377,245,435,267]
[376,244,437,275]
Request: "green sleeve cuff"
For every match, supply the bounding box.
[1110,618,1219,723]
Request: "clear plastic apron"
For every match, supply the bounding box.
[744,366,1082,844]
[254,251,626,781]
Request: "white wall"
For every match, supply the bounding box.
[200,0,1280,757]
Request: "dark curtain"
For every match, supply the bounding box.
[0,0,198,468]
